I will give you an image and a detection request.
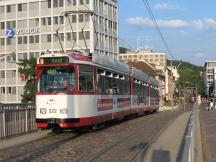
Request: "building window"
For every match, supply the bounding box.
[0,38,5,45]
[47,34,52,42]
[60,16,64,24]
[6,5,11,13]
[85,14,89,22]
[66,33,71,41]
[53,16,58,25]
[0,6,5,13]
[60,33,64,41]
[18,4,22,11]
[79,32,84,40]
[48,0,51,8]
[85,31,90,39]
[53,0,58,7]
[72,15,76,23]
[29,36,34,43]
[12,87,16,94]
[6,38,11,45]
[7,87,12,95]
[80,0,84,5]
[79,14,84,22]
[47,17,51,25]
[0,71,5,78]
[18,37,22,44]
[1,87,5,95]
[41,18,46,25]
[35,35,39,43]
[23,36,28,44]
[59,0,64,7]
[0,22,5,29]
[12,21,16,28]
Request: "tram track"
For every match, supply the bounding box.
[0,131,82,162]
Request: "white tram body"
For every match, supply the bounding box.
[36,52,159,129]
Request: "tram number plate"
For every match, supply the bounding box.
[49,109,57,113]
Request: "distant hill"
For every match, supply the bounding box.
[168,60,204,95]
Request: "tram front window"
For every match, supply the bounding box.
[38,67,75,93]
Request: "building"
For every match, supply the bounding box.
[119,50,167,67]
[165,67,172,101]
[204,61,216,97]
[167,66,180,81]
[0,0,119,103]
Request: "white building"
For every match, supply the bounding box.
[204,61,216,97]
[167,66,180,81]
[0,0,119,103]
[119,50,167,67]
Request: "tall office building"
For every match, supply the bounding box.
[0,0,119,103]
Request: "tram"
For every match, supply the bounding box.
[36,51,159,129]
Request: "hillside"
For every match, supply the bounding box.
[168,60,204,95]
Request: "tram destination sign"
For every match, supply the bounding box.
[40,57,69,65]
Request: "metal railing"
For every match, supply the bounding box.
[180,105,197,162]
[0,104,37,139]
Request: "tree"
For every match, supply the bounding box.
[168,60,204,96]
[17,58,37,103]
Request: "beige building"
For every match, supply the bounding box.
[0,0,118,103]
[119,50,167,67]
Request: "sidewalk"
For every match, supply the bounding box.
[142,111,191,162]
[200,104,216,162]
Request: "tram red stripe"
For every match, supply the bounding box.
[97,99,113,104]
[118,103,130,108]
[117,98,130,102]
[97,105,113,111]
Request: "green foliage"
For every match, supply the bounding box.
[168,60,204,95]
[17,58,37,103]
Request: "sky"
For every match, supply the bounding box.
[118,0,216,66]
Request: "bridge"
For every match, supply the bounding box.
[0,103,212,162]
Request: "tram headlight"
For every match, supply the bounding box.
[40,108,47,114]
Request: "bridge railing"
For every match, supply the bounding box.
[0,104,37,139]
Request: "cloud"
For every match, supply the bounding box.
[194,52,205,58]
[127,17,190,28]
[126,17,216,31]
[205,18,216,31]
[154,3,184,11]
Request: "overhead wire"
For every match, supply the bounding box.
[141,0,176,60]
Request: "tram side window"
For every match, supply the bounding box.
[104,77,113,94]
[79,65,94,92]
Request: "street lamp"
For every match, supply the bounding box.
[171,60,182,110]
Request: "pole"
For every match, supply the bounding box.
[171,60,173,110]
[196,84,198,105]
[184,87,186,112]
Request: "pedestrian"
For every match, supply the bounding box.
[209,99,214,111]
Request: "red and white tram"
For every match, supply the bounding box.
[36,51,160,129]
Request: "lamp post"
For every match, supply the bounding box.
[171,60,182,110]
[170,60,174,110]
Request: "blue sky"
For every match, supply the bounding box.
[118,0,216,65]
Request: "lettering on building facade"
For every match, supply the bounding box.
[16,28,39,35]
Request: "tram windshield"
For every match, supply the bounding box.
[38,67,75,93]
